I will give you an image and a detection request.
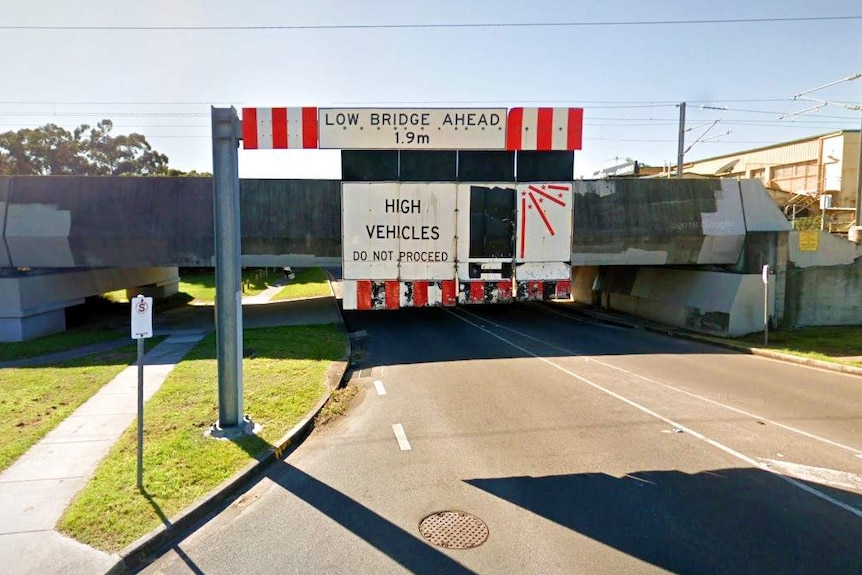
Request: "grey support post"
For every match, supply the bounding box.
[676,102,686,179]
[211,107,244,430]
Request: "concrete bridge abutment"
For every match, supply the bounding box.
[0,267,179,342]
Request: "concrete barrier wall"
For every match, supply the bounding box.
[0,177,343,268]
[571,179,748,266]
[240,179,342,267]
[1,176,214,267]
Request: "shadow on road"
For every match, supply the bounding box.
[259,460,478,575]
[466,467,862,575]
[343,303,731,370]
[133,431,476,575]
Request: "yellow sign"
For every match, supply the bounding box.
[798,230,819,252]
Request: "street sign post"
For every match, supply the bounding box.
[761,264,769,346]
[131,294,153,489]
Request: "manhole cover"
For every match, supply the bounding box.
[418,511,489,549]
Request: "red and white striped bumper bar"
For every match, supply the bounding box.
[343,280,457,310]
[343,279,571,309]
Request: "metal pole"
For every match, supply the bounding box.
[677,102,686,178]
[763,264,769,347]
[211,107,244,428]
[136,338,144,489]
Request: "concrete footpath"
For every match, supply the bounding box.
[0,331,207,575]
[0,280,343,575]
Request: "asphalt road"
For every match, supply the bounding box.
[141,303,862,575]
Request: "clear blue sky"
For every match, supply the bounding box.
[2,0,861,178]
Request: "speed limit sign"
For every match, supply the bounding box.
[131,295,154,339]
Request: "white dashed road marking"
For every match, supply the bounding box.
[392,423,411,451]
[374,380,387,396]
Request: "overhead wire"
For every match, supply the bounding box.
[2,15,861,31]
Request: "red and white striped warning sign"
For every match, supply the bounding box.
[506,107,583,151]
[241,107,318,149]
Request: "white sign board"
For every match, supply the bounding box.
[130,295,154,339]
[516,183,573,262]
[342,182,457,280]
[319,108,507,150]
[762,264,769,285]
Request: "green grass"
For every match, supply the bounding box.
[790,216,821,231]
[178,268,281,303]
[0,346,140,472]
[101,289,129,303]
[271,268,331,300]
[58,324,346,552]
[737,326,862,367]
[0,329,122,362]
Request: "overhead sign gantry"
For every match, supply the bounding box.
[211,104,584,429]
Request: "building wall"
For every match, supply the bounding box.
[685,131,861,210]
[688,139,820,182]
[843,132,861,209]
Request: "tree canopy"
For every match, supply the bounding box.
[0,120,206,176]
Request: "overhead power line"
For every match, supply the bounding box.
[0,98,799,106]
[2,15,861,31]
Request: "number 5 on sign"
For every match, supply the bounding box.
[131,295,154,339]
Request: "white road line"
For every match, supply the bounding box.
[459,307,862,457]
[374,380,387,396]
[449,309,862,519]
[762,459,862,491]
[392,423,412,451]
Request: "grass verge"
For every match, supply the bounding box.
[736,326,862,367]
[272,268,331,300]
[0,345,140,472]
[178,268,281,303]
[0,329,123,362]
[58,324,346,552]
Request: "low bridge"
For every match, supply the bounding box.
[9,174,857,342]
[1,176,786,269]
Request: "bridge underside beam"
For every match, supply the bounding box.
[0,267,178,342]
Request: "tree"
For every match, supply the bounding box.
[0,124,89,175]
[0,120,201,176]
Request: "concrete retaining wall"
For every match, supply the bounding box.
[784,264,862,326]
[781,230,862,327]
[572,266,774,337]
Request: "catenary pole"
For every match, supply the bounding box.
[677,102,686,178]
